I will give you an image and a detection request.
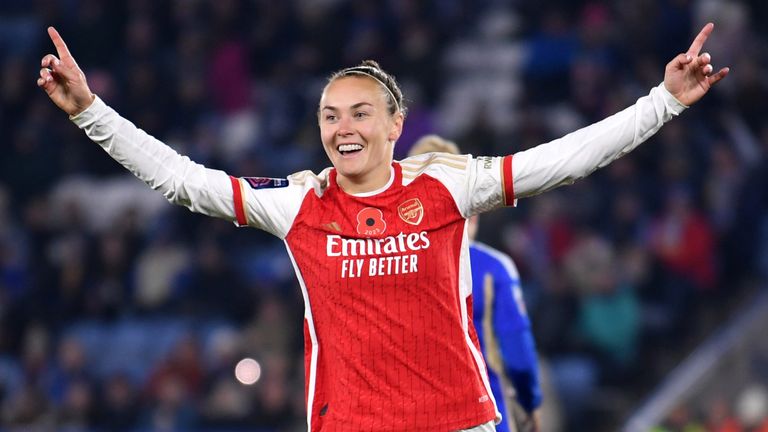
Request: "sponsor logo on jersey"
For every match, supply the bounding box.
[327,231,431,278]
[326,232,430,257]
[356,207,386,236]
[398,198,424,226]
[242,177,289,190]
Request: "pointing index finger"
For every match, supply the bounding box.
[687,23,714,56]
[47,26,73,61]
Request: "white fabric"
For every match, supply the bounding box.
[456,420,497,432]
[71,82,686,238]
[512,83,686,198]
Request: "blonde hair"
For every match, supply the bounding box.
[327,60,406,117]
[408,134,460,157]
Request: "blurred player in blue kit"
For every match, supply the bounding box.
[410,136,542,432]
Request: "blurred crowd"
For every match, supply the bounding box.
[652,296,768,432]
[655,386,768,432]
[1,0,768,431]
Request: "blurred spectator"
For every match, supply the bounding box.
[650,187,717,292]
[253,374,295,428]
[94,373,141,432]
[44,336,91,404]
[133,236,189,313]
[706,397,743,432]
[564,233,640,372]
[177,236,254,322]
[736,385,768,431]
[199,377,253,428]
[1,382,52,427]
[146,335,204,400]
[140,374,197,431]
[55,378,96,431]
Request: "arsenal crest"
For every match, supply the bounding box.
[398,198,424,226]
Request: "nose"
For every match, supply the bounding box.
[335,116,354,137]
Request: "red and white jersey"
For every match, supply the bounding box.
[231,154,511,430]
[72,83,686,431]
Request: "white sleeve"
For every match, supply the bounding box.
[400,153,513,218]
[512,83,688,198]
[230,171,328,239]
[70,96,306,238]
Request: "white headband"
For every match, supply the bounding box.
[345,69,401,114]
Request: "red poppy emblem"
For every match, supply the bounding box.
[356,207,386,236]
[398,198,424,226]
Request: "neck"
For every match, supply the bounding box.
[337,165,393,195]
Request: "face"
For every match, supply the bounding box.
[319,76,403,193]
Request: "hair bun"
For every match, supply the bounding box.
[360,60,382,70]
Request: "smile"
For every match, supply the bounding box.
[337,143,364,156]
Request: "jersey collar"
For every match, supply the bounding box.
[329,163,402,198]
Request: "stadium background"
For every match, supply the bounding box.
[1,0,767,430]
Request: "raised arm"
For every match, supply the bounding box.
[37,27,240,224]
[511,23,729,199]
[37,27,308,239]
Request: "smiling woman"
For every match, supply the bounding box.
[318,61,405,194]
[37,23,727,432]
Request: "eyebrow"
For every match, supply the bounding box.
[320,102,374,111]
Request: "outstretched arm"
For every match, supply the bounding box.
[511,23,729,199]
[36,28,251,228]
[37,27,304,239]
[37,27,239,219]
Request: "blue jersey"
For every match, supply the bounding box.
[470,242,542,432]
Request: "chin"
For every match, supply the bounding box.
[334,160,366,177]
[336,167,365,180]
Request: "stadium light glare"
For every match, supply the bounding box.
[234,357,262,385]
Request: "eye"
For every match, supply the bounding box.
[354,111,369,119]
[324,114,337,122]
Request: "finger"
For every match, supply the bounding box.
[697,52,712,67]
[37,69,55,92]
[672,53,693,69]
[41,54,60,69]
[49,56,76,80]
[39,67,52,80]
[48,26,73,61]
[707,67,730,86]
[687,22,714,56]
[702,64,713,75]
[43,52,80,83]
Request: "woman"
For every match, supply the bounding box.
[37,25,726,432]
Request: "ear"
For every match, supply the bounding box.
[387,112,404,143]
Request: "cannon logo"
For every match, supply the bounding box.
[398,198,424,226]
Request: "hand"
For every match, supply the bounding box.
[37,27,95,116]
[664,23,729,106]
[520,409,542,432]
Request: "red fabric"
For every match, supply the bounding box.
[229,176,247,226]
[502,155,515,205]
[652,212,717,290]
[288,163,495,431]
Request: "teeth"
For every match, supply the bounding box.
[338,144,363,152]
